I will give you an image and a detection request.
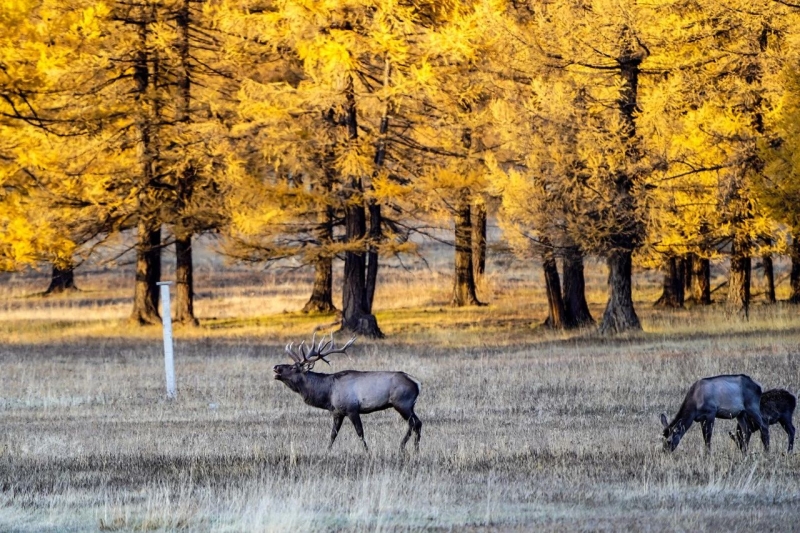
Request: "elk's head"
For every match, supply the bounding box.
[274,332,357,385]
[660,413,682,452]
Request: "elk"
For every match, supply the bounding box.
[729,388,795,453]
[273,332,422,452]
[660,374,769,453]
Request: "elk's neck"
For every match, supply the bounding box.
[295,371,335,411]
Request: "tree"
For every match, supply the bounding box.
[220,0,496,333]
[472,197,487,280]
[654,257,685,308]
[685,0,790,316]
[758,5,800,303]
[0,0,95,272]
[29,0,238,326]
[484,0,682,333]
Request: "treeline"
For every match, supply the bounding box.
[2,0,800,337]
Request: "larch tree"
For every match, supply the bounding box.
[405,2,501,308]
[0,1,122,274]
[485,0,687,333]
[217,0,446,337]
[148,0,239,326]
[758,4,800,303]
[23,0,238,325]
[667,0,790,316]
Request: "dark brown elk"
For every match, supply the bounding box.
[660,374,769,452]
[729,389,795,453]
[273,333,422,452]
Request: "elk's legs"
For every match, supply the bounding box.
[782,420,795,452]
[329,413,345,450]
[348,412,369,452]
[700,418,715,452]
[396,406,423,452]
[734,412,752,453]
[411,413,422,451]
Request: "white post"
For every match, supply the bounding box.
[157,282,177,400]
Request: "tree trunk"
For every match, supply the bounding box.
[727,239,751,318]
[654,256,684,308]
[339,74,382,338]
[130,6,161,326]
[341,199,382,337]
[599,250,641,334]
[364,201,380,314]
[174,235,198,326]
[598,31,645,335]
[683,254,693,298]
[452,188,483,307]
[130,221,161,325]
[790,235,800,303]
[362,57,389,316]
[303,255,336,314]
[562,247,594,326]
[542,242,575,329]
[170,0,199,327]
[303,192,336,314]
[762,253,776,304]
[691,257,712,305]
[45,263,77,295]
[472,200,487,279]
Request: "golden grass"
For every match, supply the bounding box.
[1,254,799,531]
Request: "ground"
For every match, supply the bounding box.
[0,241,798,531]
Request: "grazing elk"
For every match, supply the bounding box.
[273,332,422,452]
[729,388,796,453]
[660,374,769,453]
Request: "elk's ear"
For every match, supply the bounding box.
[660,413,668,428]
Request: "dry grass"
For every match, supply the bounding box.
[1,245,799,531]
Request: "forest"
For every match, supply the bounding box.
[2,0,800,337]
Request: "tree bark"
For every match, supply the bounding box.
[452,188,483,307]
[364,201,380,314]
[562,247,594,326]
[129,4,161,326]
[339,74,382,338]
[654,256,684,308]
[362,57,389,316]
[472,200,487,279]
[599,250,641,334]
[303,255,336,314]
[174,235,198,326]
[691,257,712,305]
[45,263,77,295]
[790,235,800,304]
[762,253,776,304]
[542,242,575,329]
[598,31,645,335]
[303,190,336,314]
[341,199,382,337]
[130,221,161,325]
[170,0,199,326]
[727,239,751,318]
[683,254,693,297]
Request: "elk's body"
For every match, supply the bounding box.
[273,334,422,452]
[661,374,769,452]
[730,388,795,453]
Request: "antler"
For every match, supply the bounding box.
[285,331,357,369]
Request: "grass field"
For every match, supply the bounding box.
[1,244,799,531]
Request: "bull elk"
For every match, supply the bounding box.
[273,332,422,452]
[660,374,770,453]
[729,388,795,453]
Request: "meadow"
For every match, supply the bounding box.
[0,241,799,531]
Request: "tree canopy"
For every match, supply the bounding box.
[3,0,800,333]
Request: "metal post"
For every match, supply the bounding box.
[157,282,176,400]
